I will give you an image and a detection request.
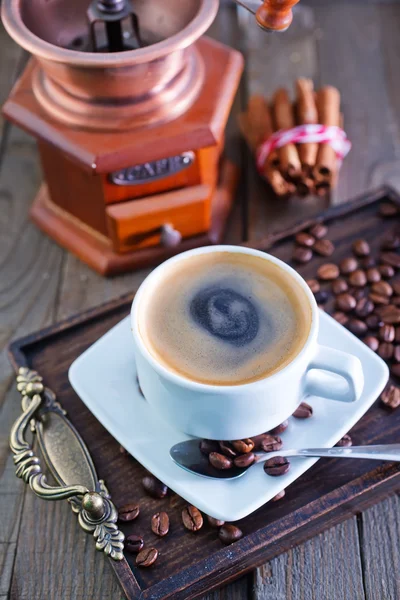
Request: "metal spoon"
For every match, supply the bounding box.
[170,439,400,480]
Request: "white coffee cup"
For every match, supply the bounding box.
[131,245,364,440]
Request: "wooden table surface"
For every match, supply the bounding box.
[1,1,400,599]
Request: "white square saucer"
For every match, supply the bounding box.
[69,311,389,522]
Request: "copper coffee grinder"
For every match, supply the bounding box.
[2,0,300,276]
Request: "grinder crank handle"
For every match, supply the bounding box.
[256,0,301,31]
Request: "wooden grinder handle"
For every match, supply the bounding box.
[256,0,301,32]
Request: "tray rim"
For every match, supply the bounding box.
[7,184,400,600]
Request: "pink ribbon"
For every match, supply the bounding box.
[256,124,352,172]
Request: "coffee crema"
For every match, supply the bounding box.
[138,252,312,385]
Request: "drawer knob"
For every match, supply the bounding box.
[160,224,182,248]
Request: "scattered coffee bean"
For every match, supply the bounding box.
[332,278,348,295]
[231,438,255,454]
[317,263,339,281]
[142,475,168,499]
[307,279,320,294]
[396,327,400,342]
[136,547,158,568]
[394,345,400,363]
[366,314,382,330]
[125,535,144,554]
[379,202,399,217]
[381,252,400,269]
[366,268,381,284]
[333,311,349,325]
[378,342,394,360]
[379,264,395,279]
[272,489,286,501]
[207,516,225,527]
[269,420,289,435]
[260,434,283,453]
[264,456,291,476]
[355,297,374,318]
[219,524,243,545]
[314,239,335,257]
[381,384,400,408]
[369,292,390,306]
[336,293,356,312]
[293,246,313,264]
[293,402,313,418]
[371,281,393,297]
[380,305,400,324]
[347,318,367,336]
[364,336,379,351]
[379,324,395,343]
[352,239,370,257]
[309,223,328,239]
[151,512,169,537]
[351,288,365,300]
[339,257,358,275]
[314,291,329,305]
[360,256,376,269]
[295,232,315,247]
[199,439,220,456]
[335,434,352,447]
[234,453,256,468]
[209,452,233,470]
[251,433,269,451]
[182,505,203,532]
[392,282,400,296]
[118,503,140,522]
[392,297,400,306]
[348,269,367,287]
[218,441,237,457]
[392,363,400,379]
[382,234,400,250]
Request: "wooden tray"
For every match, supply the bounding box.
[8,186,400,600]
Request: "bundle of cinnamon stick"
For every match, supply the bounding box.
[239,79,343,198]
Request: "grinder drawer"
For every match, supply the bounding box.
[106,184,212,253]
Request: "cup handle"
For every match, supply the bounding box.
[304,344,364,403]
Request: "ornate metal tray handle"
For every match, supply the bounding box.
[10,367,124,561]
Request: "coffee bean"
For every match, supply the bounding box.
[317,263,340,281]
[125,535,144,553]
[371,281,393,297]
[182,505,203,532]
[392,281,400,296]
[378,342,394,360]
[355,297,374,318]
[142,475,168,499]
[364,336,379,351]
[309,223,327,239]
[379,264,395,279]
[260,434,283,453]
[219,524,243,545]
[352,288,366,301]
[396,327,400,342]
[369,292,390,306]
[151,512,169,537]
[366,268,381,284]
[360,256,376,269]
[332,278,349,295]
[366,314,382,330]
[209,452,233,470]
[293,402,313,418]
[352,239,370,257]
[379,202,399,217]
[340,257,358,275]
[306,279,320,294]
[392,364,400,379]
[314,239,335,257]
[118,503,140,522]
[348,269,367,287]
[295,232,315,247]
[336,293,356,312]
[394,345,400,362]
[314,291,329,305]
[293,247,313,264]
[382,234,400,250]
[207,516,225,527]
[392,297,400,306]
[269,420,289,435]
[381,385,400,408]
[218,441,237,457]
[347,318,367,337]
[264,456,290,476]
[379,324,395,343]
[231,438,254,454]
[199,439,220,456]
[136,547,158,568]
[272,489,286,501]
[381,252,400,269]
[333,311,349,325]
[335,434,352,447]
[251,433,269,451]
[234,453,256,468]
[380,305,400,324]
